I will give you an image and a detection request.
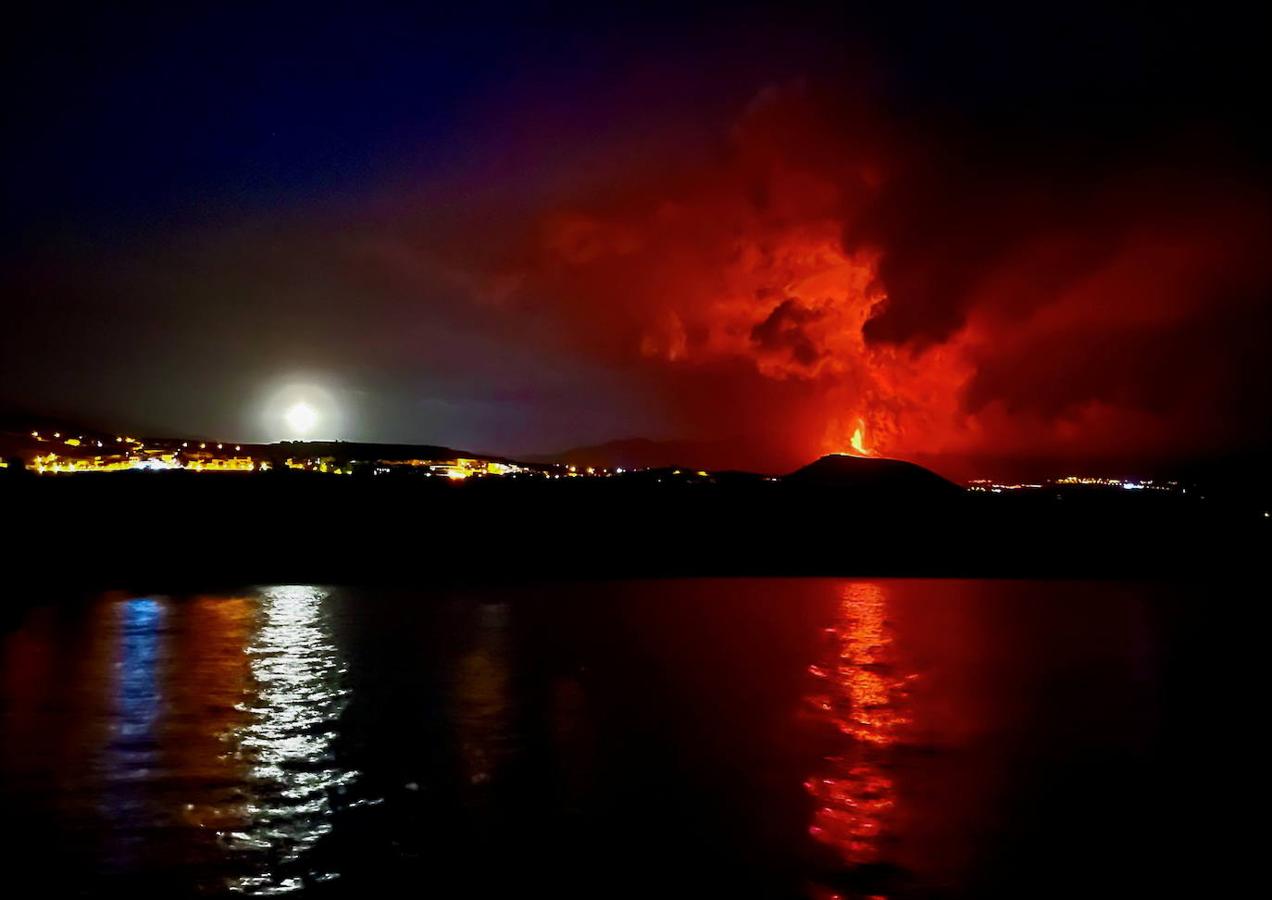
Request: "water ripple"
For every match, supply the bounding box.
[226,585,357,894]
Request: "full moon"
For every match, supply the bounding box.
[284,401,319,436]
[260,379,343,441]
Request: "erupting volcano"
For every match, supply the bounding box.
[429,76,1271,480]
[1,8,1267,898]
[2,5,1269,484]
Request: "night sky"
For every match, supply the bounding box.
[4,3,1270,478]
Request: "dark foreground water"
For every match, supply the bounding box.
[0,581,1252,897]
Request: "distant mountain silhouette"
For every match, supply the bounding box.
[525,437,785,473]
[2,430,1258,583]
[785,454,963,498]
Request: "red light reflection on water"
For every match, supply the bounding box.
[803,583,916,867]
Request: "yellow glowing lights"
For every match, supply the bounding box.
[24,439,610,482]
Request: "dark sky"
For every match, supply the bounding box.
[3,3,1270,477]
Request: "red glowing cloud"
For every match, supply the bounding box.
[437,80,1272,476]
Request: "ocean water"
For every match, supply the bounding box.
[0,580,1247,897]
